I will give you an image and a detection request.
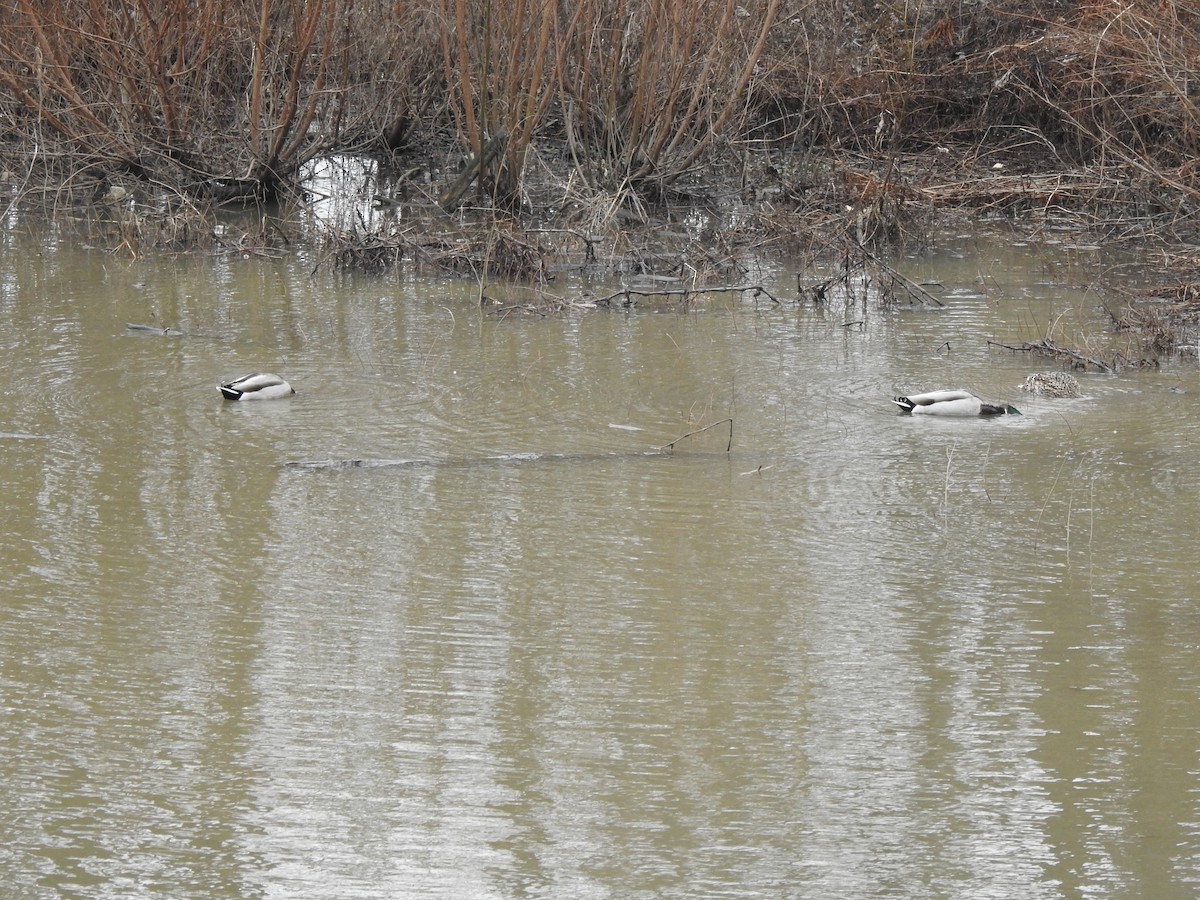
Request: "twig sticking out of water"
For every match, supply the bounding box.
[854,245,945,307]
[987,338,1115,373]
[660,418,733,453]
[739,464,773,476]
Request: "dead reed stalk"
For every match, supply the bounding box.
[438,0,561,206]
[558,0,781,196]
[434,0,781,210]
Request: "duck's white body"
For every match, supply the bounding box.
[219,373,294,401]
[892,389,1019,417]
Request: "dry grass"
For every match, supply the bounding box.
[1112,283,1200,357]
[0,0,438,203]
[0,0,1198,250]
[433,0,781,210]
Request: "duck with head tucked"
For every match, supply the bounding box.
[892,389,1020,417]
[1021,372,1081,397]
[219,373,295,401]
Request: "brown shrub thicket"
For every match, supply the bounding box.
[0,0,439,202]
[0,0,1196,218]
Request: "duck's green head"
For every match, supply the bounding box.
[1004,404,1022,415]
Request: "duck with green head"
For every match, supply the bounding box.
[892,389,1020,417]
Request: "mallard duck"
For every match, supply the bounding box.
[892,389,1020,417]
[1020,372,1081,397]
[219,373,295,401]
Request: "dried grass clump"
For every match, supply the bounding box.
[320,226,406,274]
[1027,3,1200,171]
[1113,284,1200,356]
[476,228,547,280]
[754,1,1198,165]
[69,193,218,257]
[744,0,1200,234]
[316,219,548,280]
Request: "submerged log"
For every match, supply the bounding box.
[285,449,669,473]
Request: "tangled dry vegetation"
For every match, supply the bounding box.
[1,0,1198,347]
[1110,278,1200,359]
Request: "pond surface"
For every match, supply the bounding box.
[1,222,1198,898]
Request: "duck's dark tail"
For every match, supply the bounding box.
[891,396,915,412]
[219,385,243,400]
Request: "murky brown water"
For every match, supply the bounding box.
[2,222,1199,898]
